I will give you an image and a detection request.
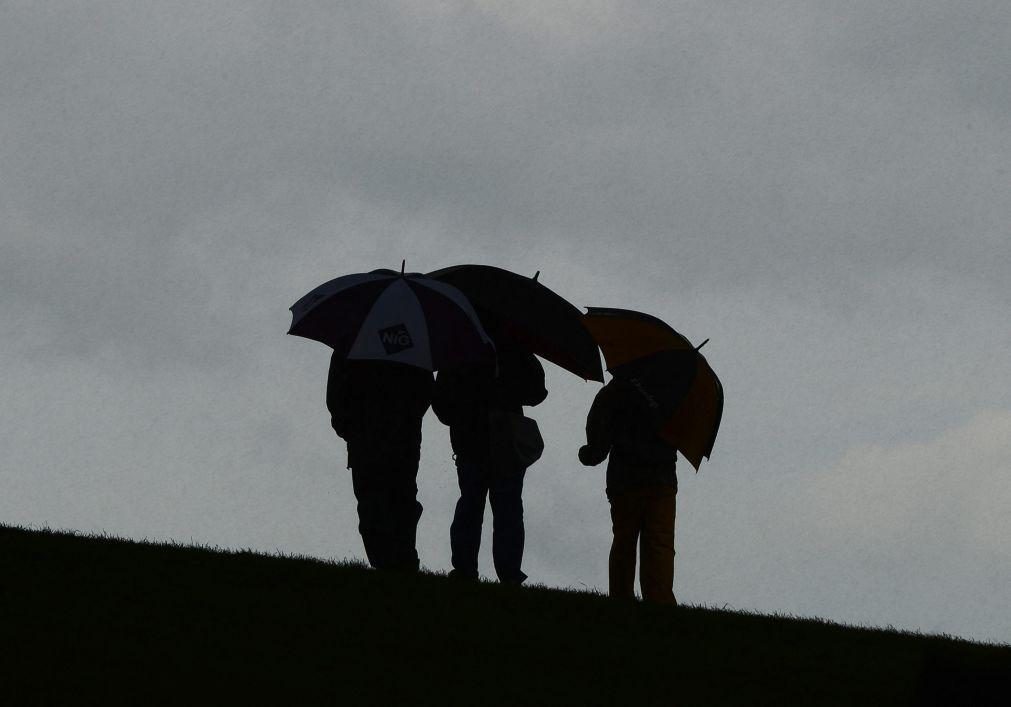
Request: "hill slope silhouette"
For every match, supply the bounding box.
[2,524,1008,705]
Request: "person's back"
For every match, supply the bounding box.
[328,357,434,468]
[431,346,547,460]
[579,379,677,499]
[579,378,678,605]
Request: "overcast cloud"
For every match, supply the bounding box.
[2,1,1009,643]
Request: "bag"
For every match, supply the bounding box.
[487,410,544,471]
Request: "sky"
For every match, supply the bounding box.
[2,1,1009,643]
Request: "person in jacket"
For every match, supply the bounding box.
[327,353,434,572]
[578,377,678,604]
[431,327,547,584]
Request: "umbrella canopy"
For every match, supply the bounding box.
[427,264,604,382]
[582,307,724,470]
[288,268,494,371]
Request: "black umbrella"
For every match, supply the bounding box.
[288,267,494,371]
[427,264,604,382]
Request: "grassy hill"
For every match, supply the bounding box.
[2,524,1008,706]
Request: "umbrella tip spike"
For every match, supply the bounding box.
[401,259,406,275]
[532,270,540,282]
[695,338,710,351]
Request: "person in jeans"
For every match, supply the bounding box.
[578,377,678,605]
[327,354,434,572]
[432,332,547,584]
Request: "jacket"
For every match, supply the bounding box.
[579,378,677,498]
[326,355,434,468]
[431,348,547,461]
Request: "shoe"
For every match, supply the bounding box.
[497,568,528,586]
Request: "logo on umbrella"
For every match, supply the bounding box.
[378,323,414,354]
[629,377,660,409]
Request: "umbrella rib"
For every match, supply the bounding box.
[398,279,434,371]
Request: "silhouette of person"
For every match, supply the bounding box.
[327,353,434,572]
[432,326,547,584]
[578,377,678,604]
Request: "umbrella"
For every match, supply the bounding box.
[426,264,604,382]
[288,266,494,371]
[581,307,724,470]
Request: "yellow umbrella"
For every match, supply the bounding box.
[582,307,723,470]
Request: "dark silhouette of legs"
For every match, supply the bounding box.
[609,485,677,603]
[609,491,643,599]
[450,458,487,578]
[488,467,527,584]
[450,458,529,583]
[639,487,676,605]
[351,461,422,571]
[387,462,423,571]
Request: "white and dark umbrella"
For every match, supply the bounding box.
[288,267,494,371]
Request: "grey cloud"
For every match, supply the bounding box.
[5,1,1007,296]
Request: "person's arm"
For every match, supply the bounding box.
[431,370,456,426]
[578,385,614,466]
[326,353,349,438]
[413,369,435,418]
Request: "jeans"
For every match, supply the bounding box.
[450,457,527,584]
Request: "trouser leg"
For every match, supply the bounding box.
[609,491,644,599]
[488,466,527,584]
[350,463,395,569]
[450,458,488,577]
[387,461,423,572]
[350,458,423,571]
[639,485,677,605]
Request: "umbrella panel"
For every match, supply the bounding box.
[659,357,723,470]
[582,312,694,370]
[345,279,434,370]
[610,349,698,421]
[408,280,496,369]
[289,277,393,355]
